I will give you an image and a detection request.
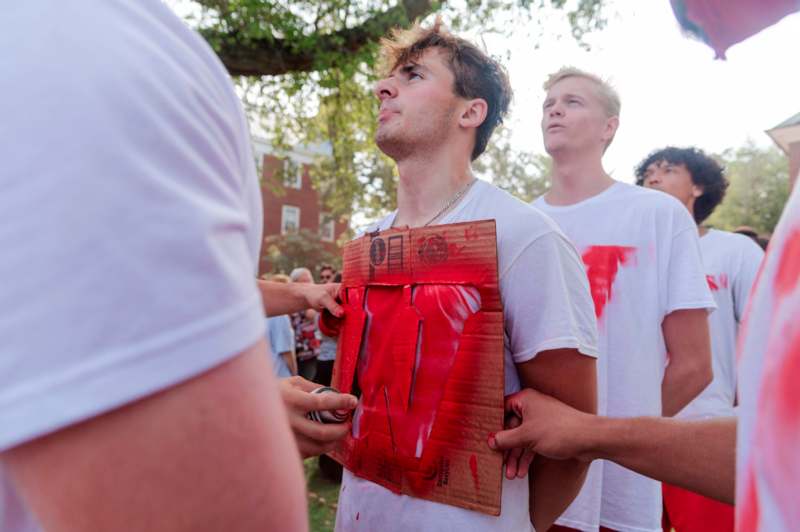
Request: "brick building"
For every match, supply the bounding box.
[252,138,348,276]
[766,111,800,189]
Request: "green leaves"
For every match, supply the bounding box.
[707,142,790,235]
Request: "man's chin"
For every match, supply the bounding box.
[375,134,410,161]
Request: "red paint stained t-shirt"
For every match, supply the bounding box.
[534,182,715,532]
[736,178,800,532]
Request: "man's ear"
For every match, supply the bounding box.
[692,184,704,198]
[602,115,620,145]
[459,98,488,130]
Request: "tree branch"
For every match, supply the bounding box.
[199,0,436,77]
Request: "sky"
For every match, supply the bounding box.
[470,0,800,183]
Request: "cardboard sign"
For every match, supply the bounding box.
[329,219,505,516]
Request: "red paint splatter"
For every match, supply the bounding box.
[356,512,360,521]
[355,285,479,460]
[469,454,479,492]
[707,274,720,291]
[581,246,637,318]
[774,229,800,300]
[720,273,729,289]
[736,467,759,532]
[754,325,800,528]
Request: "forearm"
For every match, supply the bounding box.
[661,360,712,416]
[282,352,298,376]
[258,280,306,317]
[530,456,588,531]
[587,415,736,504]
[661,309,712,416]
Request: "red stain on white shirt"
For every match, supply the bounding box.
[581,246,637,318]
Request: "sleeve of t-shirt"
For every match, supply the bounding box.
[501,230,599,365]
[664,210,717,316]
[733,238,765,322]
[0,4,266,451]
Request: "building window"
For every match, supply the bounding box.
[281,205,300,235]
[319,213,335,242]
[283,158,303,189]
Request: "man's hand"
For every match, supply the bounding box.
[280,376,357,458]
[259,280,344,318]
[294,282,343,317]
[489,388,596,462]
[501,413,536,479]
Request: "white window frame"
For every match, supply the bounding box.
[281,205,300,235]
[319,213,335,243]
[283,158,303,189]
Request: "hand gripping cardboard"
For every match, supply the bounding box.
[328,219,505,516]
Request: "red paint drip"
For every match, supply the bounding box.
[581,246,637,318]
[706,274,720,291]
[774,228,800,301]
[469,454,479,492]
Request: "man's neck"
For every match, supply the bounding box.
[393,150,474,228]
[545,153,615,206]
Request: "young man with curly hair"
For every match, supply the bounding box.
[636,147,764,532]
[531,68,715,532]
[334,21,600,532]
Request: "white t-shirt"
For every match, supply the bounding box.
[0,3,264,530]
[533,183,715,532]
[736,182,800,532]
[335,179,599,532]
[677,229,763,419]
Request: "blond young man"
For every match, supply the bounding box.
[530,68,714,532]
[334,22,600,532]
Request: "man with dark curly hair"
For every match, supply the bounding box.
[636,146,764,532]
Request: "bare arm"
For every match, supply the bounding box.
[280,350,298,375]
[491,388,736,504]
[515,348,598,532]
[258,279,342,317]
[2,340,308,532]
[661,308,712,416]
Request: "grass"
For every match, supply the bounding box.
[304,457,341,532]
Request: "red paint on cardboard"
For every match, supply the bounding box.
[469,454,479,492]
[355,285,479,460]
[581,246,637,318]
[330,220,505,515]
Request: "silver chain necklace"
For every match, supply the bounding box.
[393,178,477,228]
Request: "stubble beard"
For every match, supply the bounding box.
[375,105,456,163]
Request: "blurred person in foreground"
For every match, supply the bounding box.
[0,4,354,532]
